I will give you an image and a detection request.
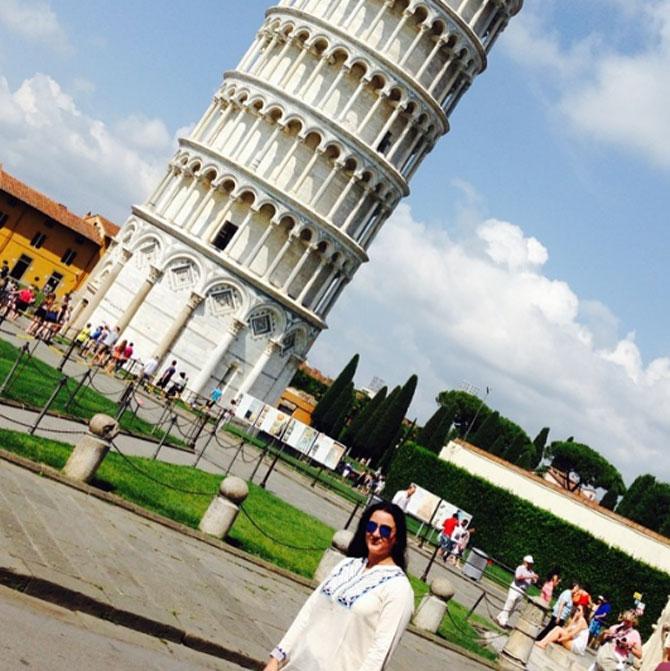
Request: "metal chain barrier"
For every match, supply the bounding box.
[237,505,324,552]
[0,409,85,436]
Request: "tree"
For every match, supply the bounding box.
[366,374,418,465]
[436,390,492,438]
[531,427,550,468]
[322,381,354,438]
[354,386,399,457]
[470,411,501,452]
[289,368,328,400]
[489,434,508,456]
[545,441,625,495]
[624,482,670,533]
[504,433,529,465]
[617,474,657,519]
[311,354,359,432]
[416,405,454,454]
[340,386,387,447]
[516,446,537,470]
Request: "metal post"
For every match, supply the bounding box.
[63,368,93,412]
[193,423,218,468]
[0,342,29,395]
[188,413,209,451]
[30,376,69,435]
[310,464,325,488]
[259,421,293,489]
[466,591,486,621]
[420,543,441,582]
[153,414,178,460]
[57,338,78,372]
[152,401,172,435]
[419,498,442,548]
[344,499,362,530]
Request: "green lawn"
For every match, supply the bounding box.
[0,338,183,447]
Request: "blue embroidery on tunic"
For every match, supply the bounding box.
[320,558,405,609]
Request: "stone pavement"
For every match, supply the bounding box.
[0,454,492,671]
[0,584,246,671]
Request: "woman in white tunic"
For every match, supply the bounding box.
[536,604,589,654]
[263,502,415,671]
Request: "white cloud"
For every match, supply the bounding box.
[0,0,71,54]
[313,203,670,481]
[503,0,670,168]
[0,73,173,223]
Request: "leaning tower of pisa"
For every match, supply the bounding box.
[72,0,523,403]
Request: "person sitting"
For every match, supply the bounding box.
[536,604,589,655]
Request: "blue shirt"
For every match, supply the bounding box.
[209,388,223,402]
[553,589,573,621]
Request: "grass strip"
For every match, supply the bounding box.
[0,339,183,447]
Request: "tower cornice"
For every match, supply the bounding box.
[132,204,328,330]
[226,70,411,198]
[265,6,450,135]
[182,137,370,264]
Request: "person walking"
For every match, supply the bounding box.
[495,555,538,628]
[140,355,159,387]
[205,385,223,410]
[156,360,177,390]
[591,611,642,671]
[536,582,579,641]
[391,484,416,513]
[588,595,611,647]
[437,512,460,560]
[263,502,414,671]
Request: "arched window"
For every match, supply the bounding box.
[249,309,276,337]
[207,285,241,316]
[168,261,197,291]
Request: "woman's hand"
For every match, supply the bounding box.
[263,658,280,671]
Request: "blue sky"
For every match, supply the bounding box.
[1,0,669,481]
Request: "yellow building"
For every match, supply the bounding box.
[0,167,118,296]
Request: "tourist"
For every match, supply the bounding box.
[92,325,119,365]
[591,611,642,671]
[156,359,177,390]
[495,555,538,628]
[206,385,223,410]
[74,323,92,350]
[140,355,159,387]
[537,582,580,641]
[106,339,128,373]
[540,569,562,604]
[12,284,35,318]
[215,397,237,430]
[263,502,414,671]
[448,521,475,566]
[391,483,416,513]
[663,623,670,662]
[536,604,589,655]
[82,323,104,355]
[437,512,460,559]
[588,596,611,647]
[166,371,188,399]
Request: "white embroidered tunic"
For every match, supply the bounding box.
[271,557,414,671]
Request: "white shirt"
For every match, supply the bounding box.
[512,564,536,592]
[391,490,411,512]
[272,557,414,671]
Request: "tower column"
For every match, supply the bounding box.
[308,264,339,311]
[154,292,205,365]
[416,36,446,81]
[116,265,163,335]
[326,172,358,219]
[147,167,174,208]
[236,339,281,399]
[310,159,344,209]
[399,23,430,67]
[190,318,247,395]
[241,217,281,267]
[262,232,296,280]
[342,186,373,234]
[278,43,309,87]
[298,254,328,305]
[70,248,133,333]
[381,9,412,53]
[283,242,317,292]
[357,92,386,136]
[362,0,393,41]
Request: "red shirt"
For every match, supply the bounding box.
[442,517,458,537]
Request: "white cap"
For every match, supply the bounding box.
[524,555,534,564]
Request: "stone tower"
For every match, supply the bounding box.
[72,0,523,403]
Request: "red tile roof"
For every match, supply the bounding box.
[0,167,118,245]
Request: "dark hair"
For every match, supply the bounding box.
[347,502,408,571]
[545,567,561,582]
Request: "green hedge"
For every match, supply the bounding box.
[385,443,670,637]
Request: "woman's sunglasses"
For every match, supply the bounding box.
[366,520,394,539]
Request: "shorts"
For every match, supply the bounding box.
[15,300,29,313]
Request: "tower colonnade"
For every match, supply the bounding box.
[71,0,522,402]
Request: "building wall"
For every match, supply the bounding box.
[0,193,102,296]
[439,440,670,573]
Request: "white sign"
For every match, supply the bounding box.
[406,484,472,529]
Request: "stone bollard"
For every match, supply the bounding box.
[413,578,455,634]
[499,596,549,670]
[63,414,120,483]
[199,476,248,539]
[315,529,354,582]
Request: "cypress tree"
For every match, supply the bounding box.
[504,433,529,464]
[489,434,507,457]
[340,386,387,446]
[425,407,455,454]
[311,354,359,431]
[470,411,500,452]
[366,374,418,465]
[416,406,447,448]
[354,386,399,457]
[531,427,550,468]
[516,446,537,470]
[328,382,355,438]
[617,474,656,518]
